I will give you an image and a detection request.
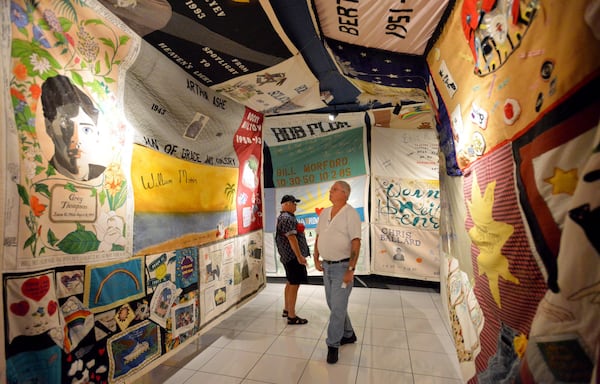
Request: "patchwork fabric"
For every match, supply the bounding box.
[513,79,600,292]
[463,143,547,378]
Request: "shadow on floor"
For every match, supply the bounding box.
[267,274,440,292]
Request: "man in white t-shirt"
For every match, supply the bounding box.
[314,180,361,364]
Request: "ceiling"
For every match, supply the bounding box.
[98,0,456,116]
[270,0,455,114]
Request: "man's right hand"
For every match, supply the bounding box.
[314,259,323,272]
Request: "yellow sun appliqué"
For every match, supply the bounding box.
[467,171,519,308]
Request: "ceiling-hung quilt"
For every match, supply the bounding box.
[324,38,430,97]
[311,0,453,107]
[313,0,451,55]
[268,0,362,107]
[97,0,323,113]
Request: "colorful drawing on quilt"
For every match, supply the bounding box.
[233,109,264,235]
[134,299,151,321]
[246,238,262,260]
[370,158,441,280]
[372,176,440,230]
[223,241,235,263]
[56,269,84,298]
[131,144,240,254]
[446,257,483,366]
[84,258,145,313]
[145,252,173,293]
[164,292,199,351]
[233,260,250,284]
[38,74,109,181]
[5,345,62,384]
[94,309,117,341]
[64,341,109,384]
[461,0,540,75]
[176,247,199,289]
[372,223,441,280]
[214,287,227,306]
[171,300,197,337]
[5,270,61,343]
[370,103,435,130]
[202,248,222,284]
[61,296,94,353]
[467,171,519,308]
[94,269,140,303]
[242,233,266,284]
[107,320,161,382]
[149,281,181,329]
[115,303,135,331]
[7,0,134,265]
[266,125,366,189]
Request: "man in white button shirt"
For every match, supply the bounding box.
[314,180,361,364]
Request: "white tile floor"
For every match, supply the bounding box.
[133,281,463,384]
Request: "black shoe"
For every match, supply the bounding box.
[341,332,357,345]
[287,316,308,325]
[327,346,338,364]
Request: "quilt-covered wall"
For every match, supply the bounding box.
[262,112,371,277]
[261,107,445,283]
[430,0,600,382]
[0,1,266,383]
[2,0,599,382]
[369,106,441,281]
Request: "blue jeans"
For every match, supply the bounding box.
[322,261,354,348]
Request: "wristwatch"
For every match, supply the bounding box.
[348,266,355,271]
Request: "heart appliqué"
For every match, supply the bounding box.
[60,273,82,289]
[10,300,30,316]
[22,275,50,302]
[47,300,58,316]
[315,207,324,216]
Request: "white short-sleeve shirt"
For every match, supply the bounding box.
[316,204,361,261]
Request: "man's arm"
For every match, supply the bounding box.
[348,238,361,270]
[342,238,360,284]
[287,234,307,265]
[313,235,322,271]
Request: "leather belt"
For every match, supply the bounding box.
[322,258,350,264]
